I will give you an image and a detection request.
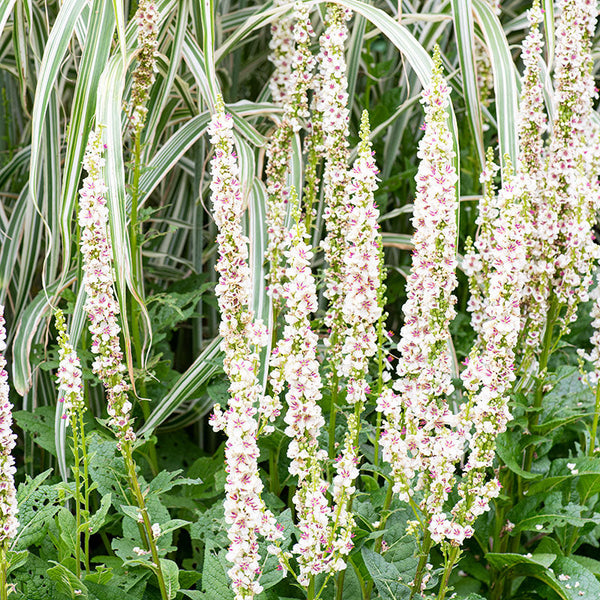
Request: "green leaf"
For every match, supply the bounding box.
[362,547,411,600]
[4,550,28,575]
[88,493,113,534]
[14,470,61,550]
[496,430,540,480]
[57,506,78,557]
[201,547,234,600]
[85,581,141,600]
[47,562,88,599]
[12,553,60,599]
[160,558,180,600]
[14,406,57,456]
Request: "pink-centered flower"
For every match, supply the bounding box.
[207,97,282,600]
[377,47,463,545]
[0,306,18,545]
[128,0,160,133]
[457,152,527,534]
[265,3,315,305]
[55,309,85,422]
[79,129,134,445]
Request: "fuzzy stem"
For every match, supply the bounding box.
[590,382,600,456]
[0,548,7,600]
[410,530,433,600]
[437,546,460,600]
[70,414,83,578]
[122,444,168,600]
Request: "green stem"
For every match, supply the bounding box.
[79,412,91,572]
[437,546,460,600]
[0,548,7,600]
[122,443,169,600]
[364,483,394,600]
[70,415,82,578]
[410,530,433,600]
[328,371,339,463]
[590,382,600,456]
[522,295,559,482]
[307,576,316,600]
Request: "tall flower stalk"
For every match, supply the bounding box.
[377,47,462,595]
[127,0,160,431]
[517,0,550,360]
[268,187,332,592]
[265,3,315,310]
[546,0,599,331]
[522,0,599,481]
[315,3,353,460]
[78,128,169,600]
[0,306,18,600]
[459,151,527,543]
[55,309,90,576]
[207,97,282,600]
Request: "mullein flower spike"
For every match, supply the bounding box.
[377,47,464,545]
[79,129,135,445]
[207,97,282,600]
[0,307,18,545]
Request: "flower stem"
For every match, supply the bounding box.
[0,548,7,600]
[590,382,600,456]
[122,443,168,600]
[70,414,83,578]
[437,546,460,600]
[410,530,433,600]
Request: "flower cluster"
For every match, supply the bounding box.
[456,153,527,533]
[317,4,353,357]
[128,0,160,133]
[267,188,333,584]
[325,112,383,565]
[79,128,134,445]
[268,0,295,106]
[377,48,463,544]
[265,3,315,304]
[55,309,85,422]
[339,111,382,396]
[0,306,18,545]
[547,0,599,328]
[517,0,552,354]
[207,97,282,600]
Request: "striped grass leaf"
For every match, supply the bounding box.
[95,53,150,382]
[12,272,77,396]
[248,178,272,395]
[12,0,28,111]
[137,336,223,436]
[181,30,215,106]
[381,232,414,251]
[112,0,127,63]
[59,0,116,279]
[0,0,16,35]
[0,187,28,307]
[450,0,485,172]
[138,113,210,209]
[346,10,366,115]
[543,0,554,66]
[473,0,519,170]
[28,0,86,212]
[199,0,218,109]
